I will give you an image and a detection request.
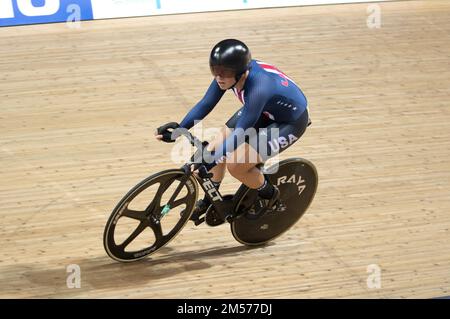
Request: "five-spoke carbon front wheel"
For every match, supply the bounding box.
[103,169,198,262]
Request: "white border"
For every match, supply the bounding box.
[91,0,393,19]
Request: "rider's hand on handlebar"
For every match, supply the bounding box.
[155,122,180,143]
[154,130,163,141]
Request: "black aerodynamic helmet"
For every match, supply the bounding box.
[209,39,252,82]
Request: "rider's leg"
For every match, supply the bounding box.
[226,142,264,188]
[226,142,278,200]
[226,143,280,219]
[223,107,273,191]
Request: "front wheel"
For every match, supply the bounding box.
[103,169,198,262]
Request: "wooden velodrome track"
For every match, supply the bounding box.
[1,0,449,299]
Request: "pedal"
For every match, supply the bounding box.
[194,216,205,226]
[190,209,207,225]
[190,210,206,221]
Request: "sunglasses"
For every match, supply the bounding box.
[210,65,237,78]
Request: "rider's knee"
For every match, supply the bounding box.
[227,162,245,176]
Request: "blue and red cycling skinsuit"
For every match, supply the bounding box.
[179,60,310,166]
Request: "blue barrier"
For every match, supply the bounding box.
[0,0,93,27]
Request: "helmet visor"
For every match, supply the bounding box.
[210,65,237,78]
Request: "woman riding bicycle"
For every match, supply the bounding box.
[155,39,310,220]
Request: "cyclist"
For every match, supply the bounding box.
[155,39,310,219]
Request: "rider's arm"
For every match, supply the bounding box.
[179,80,225,130]
[210,76,273,164]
